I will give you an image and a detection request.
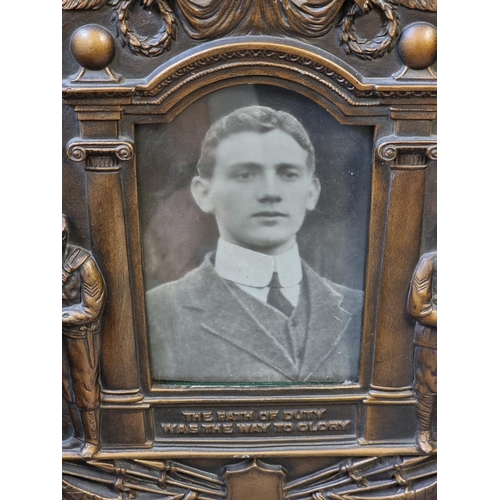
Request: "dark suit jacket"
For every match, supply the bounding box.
[147,255,363,383]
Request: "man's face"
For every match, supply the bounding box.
[192,129,320,255]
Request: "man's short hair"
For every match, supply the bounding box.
[196,105,316,178]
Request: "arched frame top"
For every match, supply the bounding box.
[64,38,437,125]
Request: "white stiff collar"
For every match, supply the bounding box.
[214,239,302,288]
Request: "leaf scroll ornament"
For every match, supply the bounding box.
[62,0,108,9]
[398,0,437,11]
[111,0,177,57]
[339,0,400,61]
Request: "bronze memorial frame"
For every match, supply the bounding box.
[62,1,437,498]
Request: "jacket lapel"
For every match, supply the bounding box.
[180,257,299,380]
[299,262,353,381]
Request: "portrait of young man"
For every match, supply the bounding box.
[146,105,364,384]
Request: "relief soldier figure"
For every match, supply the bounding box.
[147,106,363,384]
[62,215,106,457]
[408,251,437,453]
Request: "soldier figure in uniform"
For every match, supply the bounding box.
[408,251,437,454]
[62,215,106,457]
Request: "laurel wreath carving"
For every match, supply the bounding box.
[62,456,436,500]
[339,0,400,61]
[111,0,177,57]
[284,455,437,500]
[63,459,224,499]
[62,479,110,500]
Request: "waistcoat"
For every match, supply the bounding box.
[225,280,310,378]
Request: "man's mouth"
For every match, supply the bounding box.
[252,211,287,217]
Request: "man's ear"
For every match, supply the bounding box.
[191,175,214,213]
[306,176,321,211]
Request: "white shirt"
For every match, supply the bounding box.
[214,239,302,306]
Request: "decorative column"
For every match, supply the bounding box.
[65,104,151,448]
[62,22,151,451]
[362,134,436,444]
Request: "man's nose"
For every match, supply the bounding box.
[257,173,282,203]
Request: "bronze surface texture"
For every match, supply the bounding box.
[62,0,437,498]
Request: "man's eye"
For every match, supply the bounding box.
[236,171,252,179]
[282,170,300,179]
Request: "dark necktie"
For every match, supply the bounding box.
[267,271,294,317]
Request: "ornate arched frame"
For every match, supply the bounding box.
[64,37,436,456]
[63,3,436,496]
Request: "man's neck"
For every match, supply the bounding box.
[217,234,297,256]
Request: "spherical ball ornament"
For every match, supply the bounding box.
[397,23,437,70]
[70,24,115,71]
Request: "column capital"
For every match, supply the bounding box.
[376,138,437,167]
[66,139,134,171]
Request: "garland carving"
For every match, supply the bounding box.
[62,0,436,61]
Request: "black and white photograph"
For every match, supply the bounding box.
[137,85,372,384]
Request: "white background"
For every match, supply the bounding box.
[2,1,498,496]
